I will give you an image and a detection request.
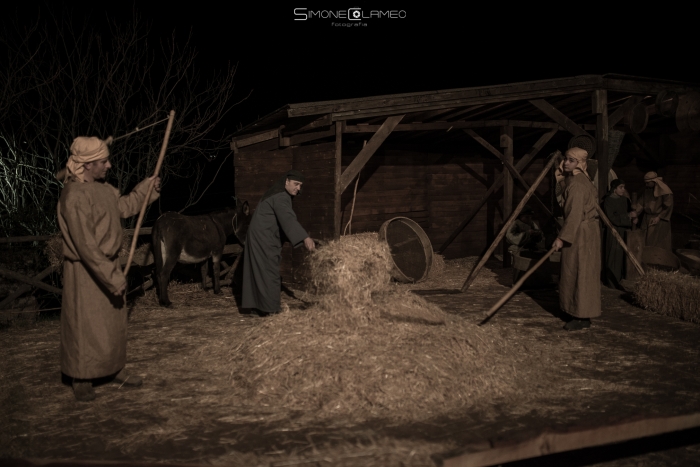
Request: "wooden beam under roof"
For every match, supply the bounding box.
[339,115,404,192]
[344,120,596,133]
[287,75,606,118]
[529,99,592,137]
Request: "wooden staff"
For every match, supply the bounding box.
[461,150,561,293]
[123,110,176,277]
[595,203,645,276]
[479,246,557,326]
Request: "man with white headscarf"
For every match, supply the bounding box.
[57,136,161,401]
[552,147,601,331]
[631,171,673,251]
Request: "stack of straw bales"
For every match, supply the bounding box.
[221,233,532,421]
[634,269,700,324]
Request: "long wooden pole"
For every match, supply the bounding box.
[479,246,557,325]
[595,203,645,276]
[461,150,561,293]
[438,129,557,254]
[123,110,175,277]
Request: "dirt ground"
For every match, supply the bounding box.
[1,257,700,467]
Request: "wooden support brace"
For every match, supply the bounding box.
[0,266,62,295]
[437,129,557,254]
[0,265,58,309]
[529,99,592,138]
[594,90,610,199]
[339,114,404,192]
[334,121,343,240]
[464,129,554,219]
[461,151,561,293]
[608,95,644,128]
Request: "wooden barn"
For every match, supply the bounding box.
[231,74,700,284]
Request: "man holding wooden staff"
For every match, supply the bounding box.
[631,171,673,251]
[552,148,601,331]
[57,136,161,401]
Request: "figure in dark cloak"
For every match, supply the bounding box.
[602,179,636,289]
[241,170,315,316]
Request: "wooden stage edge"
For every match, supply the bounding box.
[442,412,700,467]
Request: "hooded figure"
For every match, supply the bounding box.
[602,179,634,288]
[552,148,602,331]
[57,136,160,401]
[632,171,673,251]
[241,170,314,316]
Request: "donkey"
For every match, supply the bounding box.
[152,199,251,307]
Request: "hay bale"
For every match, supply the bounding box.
[634,269,700,324]
[429,253,445,278]
[307,233,392,313]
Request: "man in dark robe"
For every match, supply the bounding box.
[552,148,601,331]
[57,136,161,401]
[241,170,315,316]
[631,171,673,251]
[602,179,636,289]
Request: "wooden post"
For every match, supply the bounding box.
[501,126,514,267]
[438,129,557,254]
[334,121,343,240]
[461,151,560,293]
[594,90,609,200]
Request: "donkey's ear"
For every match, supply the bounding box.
[243,201,250,216]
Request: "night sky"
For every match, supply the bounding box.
[7,2,698,213]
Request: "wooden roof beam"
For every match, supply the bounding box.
[529,99,592,137]
[339,115,404,192]
[344,120,596,133]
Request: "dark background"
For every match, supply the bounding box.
[8,2,699,215]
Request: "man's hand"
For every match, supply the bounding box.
[304,237,316,251]
[648,216,661,227]
[628,211,638,219]
[114,283,126,296]
[632,218,638,225]
[149,175,161,193]
[552,238,564,252]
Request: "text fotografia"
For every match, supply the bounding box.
[294,8,407,21]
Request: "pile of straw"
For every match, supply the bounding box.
[216,233,530,422]
[634,269,700,324]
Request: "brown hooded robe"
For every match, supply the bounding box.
[558,172,602,318]
[57,177,158,379]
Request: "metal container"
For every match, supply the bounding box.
[378,217,433,283]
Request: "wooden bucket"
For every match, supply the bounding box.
[378,217,433,283]
[676,91,700,132]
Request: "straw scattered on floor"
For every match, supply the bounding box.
[202,233,541,423]
[634,269,700,324]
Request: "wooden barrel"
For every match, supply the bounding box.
[568,134,596,157]
[624,102,648,133]
[378,217,433,283]
[656,90,679,118]
[676,91,700,132]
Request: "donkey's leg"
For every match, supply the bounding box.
[158,241,179,307]
[200,261,209,291]
[212,254,222,294]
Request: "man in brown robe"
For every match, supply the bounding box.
[57,136,160,401]
[552,148,601,331]
[631,171,673,251]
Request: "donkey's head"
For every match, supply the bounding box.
[230,199,251,244]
